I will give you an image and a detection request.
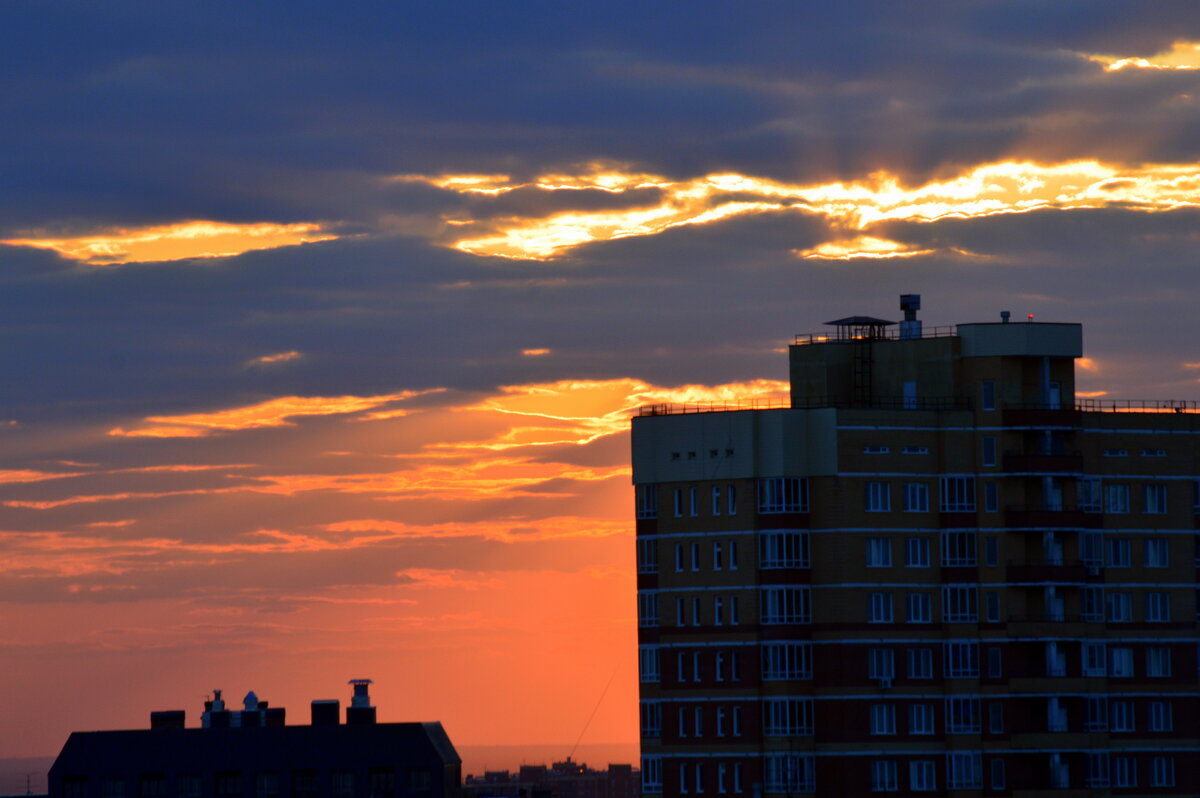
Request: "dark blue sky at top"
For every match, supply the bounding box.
[3,0,1200,431]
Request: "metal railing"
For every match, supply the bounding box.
[637,396,972,417]
[1077,398,1200,413]
[793,325,959,345]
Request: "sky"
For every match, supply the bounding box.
[4,0,1200,761]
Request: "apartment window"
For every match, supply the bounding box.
[679,762,688,793]
[732,764,741,794]
[1085,752,1110,788]
[945,696,984,734]
[1106,538,1131,568]
[640,701,662,737]
[1077,477,1101,512]
[639,646,660,683]
[677,653,687,683]
[713,597,724,626]
[758,477,808,513]
[868,592,894,623]
[641,756,663,793]
[1109,647,1134,678]
[689,488,698,516]
[673,488,683,517]
[711,487,721,516]
[1107,592,1132,622]
[946,752,981,790]
[940,531,976,566]
[864,445,890,454]
[903,482,929,512]
[637,592,659,627]
[637,539,657,573]
[1151,757,1175,788]
[636,484,657,519]
[1144,537,1169,567]
[981,436,996,466]
[944,641,979,678]
[694,707,704,737]
[674,544,684,572]
[678,706,688,737]
[762,754,814,793]
[762,642,813,680]
[1082,586,1105,621]
[729,596,739,625]
[984,592,1000,623]
[906,592,931,623]
[692,597,701,627]
[909,761,936,792]
[942,585,978,622]
[990,760,1006,791]
[1144,483,1168,514]
[712,542,723,571]
[869,703,896,735]
[868,647,895,680]
[986,646,1002,678]
[716,764,727,795]
[902,446,929,455]
[984,536,998,567]
[732,707,741,736]
[905,537,930,567]
[1112,757,1136,788]
[691,543,700,571]
[940,476,976,511]
[1081,642,1106,676]
[254,773,277,798]
[906,648,933,679]
[1149,700,1173,732]
[866,538,892,567]
[1147,646,1172,677]
[1081,530,1103,565]
[761,586,811,624]
[759,531,809,568]
[726,485,736,515]
[1084,697,1108,731]
[1105,483,1130,514]
[1142,447,1167,457]
[865,481,891,512]
[1111,700,1134,731]
[763,698,813,735]
[1103,448,1128,457]
[715,707,726,737]
[984,481,998,512]
[870,761,898,792]
[988,702,1004,734]
[1146,592,1171,622]
[908,704,934,735]
[1046,640,1067,676]
[981,380,996,410]
[675,597,686,627]
[729,650,740,680]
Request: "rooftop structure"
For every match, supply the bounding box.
[631,296,1200,796]
[49,681,461,798]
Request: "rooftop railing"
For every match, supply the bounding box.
[1077,398,1200,413]
[793,325,958,345]
[636,396,973,416]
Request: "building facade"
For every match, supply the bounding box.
[631,298,1200,796]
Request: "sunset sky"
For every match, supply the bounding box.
[5,1,1200,761]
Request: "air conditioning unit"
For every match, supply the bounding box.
[877,677,892,690]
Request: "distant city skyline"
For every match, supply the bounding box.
[4,0,1200,761]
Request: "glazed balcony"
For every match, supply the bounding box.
[1006,560,1087,583]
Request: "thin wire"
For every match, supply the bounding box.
[567,665,618,762]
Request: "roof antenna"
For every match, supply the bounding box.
[567,665,618,763]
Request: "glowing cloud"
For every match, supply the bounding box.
[521,348,551,357]
[108,390,437,437]
[405,160,1200,260]
[795,236,936,260]
[1087,41,1200,71]
[247,351,303,367]
[2,221,337,265]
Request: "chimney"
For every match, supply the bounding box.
[899,294,921,339]
[346,679,376,725]
[311,699,340,726]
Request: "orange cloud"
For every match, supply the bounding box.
[108,390,440,437]
[1087,41,1200,71]
[403,160,1200,260]
[2,221,337,265]
[522,348,551,356]
[247,351,303,367]
[794,235,937,260]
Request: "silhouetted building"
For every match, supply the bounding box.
[463,759,637,798]
[632,296,1200,795]
[49,681,461,798]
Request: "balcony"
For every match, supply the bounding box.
[1005,505,1101,528]
[1002,405,1082,427]
[1002,452,1083,473]
[1006,560,1086,583]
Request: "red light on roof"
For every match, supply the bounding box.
[1027,314,1034,320]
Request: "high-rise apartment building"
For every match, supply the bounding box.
[631,296,1199,796]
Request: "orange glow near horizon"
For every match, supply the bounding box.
[1087,41,1200,71]
[400,160,1200,260]
[1,221,337,265]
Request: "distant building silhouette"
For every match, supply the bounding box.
[463,759,636,798]
[48,680,461,798]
